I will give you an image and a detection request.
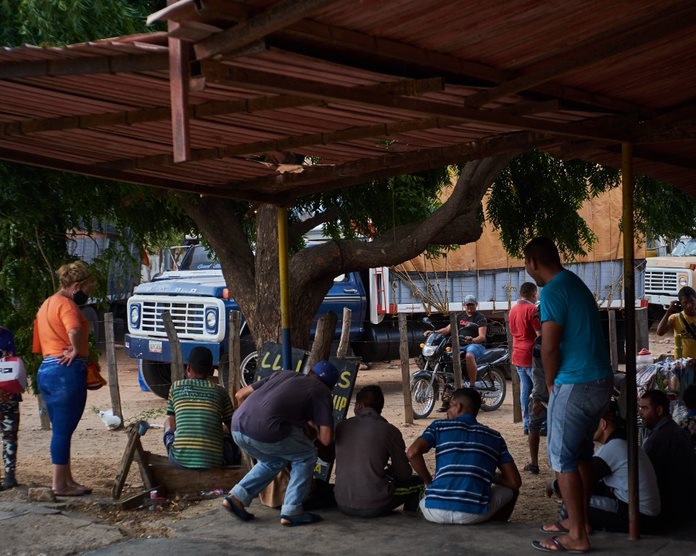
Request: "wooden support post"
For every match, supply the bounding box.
[635,307,649,353]
[336,307,352,358]
[163,310,184,382]
[450,312,463,389]
[505,311,522,423]
[104,313,123,428]
[608,309,619,371]
[307,312,337,369]
[228,310,241,402]
[399,313,414,424]
[167,0,190,163]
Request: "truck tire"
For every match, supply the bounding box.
[480,367,507,412]
[140,360,172,399]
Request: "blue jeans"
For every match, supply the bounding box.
[231,427,317,516]
[547,377,612,472]
[37,356,87,465]
[515,366,533,429]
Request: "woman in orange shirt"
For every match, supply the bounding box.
[34,261,94,496]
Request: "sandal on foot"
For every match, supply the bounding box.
[523,463,540,475]
[531,537,590,553]
[223,496,254,522]
[52,487,87,497]
[540,521,569,533]
[280,512,322,527]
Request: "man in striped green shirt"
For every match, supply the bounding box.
[163,347,235,469]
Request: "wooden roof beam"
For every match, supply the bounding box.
[220,130,560,201]
[0,93,325,137]
[276,21,646,116]
[193,0,340,61]
[102,116,451,170]
[0,52,168,79]
[205,63,630,142]
[465,1,696,108]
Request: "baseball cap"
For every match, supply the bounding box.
[0,327,16,355]
[463,295,477,305]
[311,360,340,389]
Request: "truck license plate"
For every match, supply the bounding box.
[149,340,163,354]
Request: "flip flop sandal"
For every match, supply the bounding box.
[540,520,569,533]
[280,512,323,527]
[223,495,254,522]
[531,537,590,553]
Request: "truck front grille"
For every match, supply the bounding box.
[644,270,678,294]
[140,300,205,335]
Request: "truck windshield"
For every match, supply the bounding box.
[179,245,221,270]
[671,238,696,256]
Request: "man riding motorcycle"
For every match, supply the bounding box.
[424,295,487,409]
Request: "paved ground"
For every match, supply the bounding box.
[2,499,695,556]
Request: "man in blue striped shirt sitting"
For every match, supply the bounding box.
[407,388,521,524]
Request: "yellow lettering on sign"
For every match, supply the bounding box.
[337,369,351,389]
[332,394,348,412]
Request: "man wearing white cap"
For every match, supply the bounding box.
[425,295,487,392]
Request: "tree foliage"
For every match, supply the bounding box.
[487,150,696,259]
[0,0,159,46]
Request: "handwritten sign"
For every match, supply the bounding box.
[314,356,360,481]
[253,341,306,382]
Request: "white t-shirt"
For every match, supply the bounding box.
[595,437,661,516]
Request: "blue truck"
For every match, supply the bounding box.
[125,243,431,398]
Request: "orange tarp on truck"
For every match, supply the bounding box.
[399,186,644,273]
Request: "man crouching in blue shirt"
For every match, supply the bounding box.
[406,388,521,524]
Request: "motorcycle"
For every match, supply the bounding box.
[410,317,508,418]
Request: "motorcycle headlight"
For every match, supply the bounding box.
[422,345,436,357]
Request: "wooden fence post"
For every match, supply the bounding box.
[228,310,241,402]
[104,312,123,428]
[608,309,619,371]
[307,312,337,370]
[450,312,462,389]
[336,307,352,358]
[163,311,184,382]
[505,311,522,423]
[399,313,414,424]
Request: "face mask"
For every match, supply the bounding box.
[72,289,89,306]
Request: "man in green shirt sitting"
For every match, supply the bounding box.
[163,346,237,469]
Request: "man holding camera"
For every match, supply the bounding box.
[656,286,696,358]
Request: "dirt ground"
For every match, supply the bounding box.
[0,330,675,536]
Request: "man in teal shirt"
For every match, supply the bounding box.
[525,237,612,554]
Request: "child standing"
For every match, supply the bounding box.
[0,326,20,490]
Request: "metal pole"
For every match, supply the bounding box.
[622,142,640,540]
[277,206,292,370]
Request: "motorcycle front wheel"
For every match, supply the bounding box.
[480,367,507,412]
[411,377,438,419]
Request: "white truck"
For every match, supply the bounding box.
[644,236,696,309]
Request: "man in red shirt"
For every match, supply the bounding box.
[508,282,541,463]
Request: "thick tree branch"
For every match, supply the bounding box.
[291,156,511,284]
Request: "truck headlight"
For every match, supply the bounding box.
[205,308,218,333]
[678,273,689,287]
[129,304,141,328]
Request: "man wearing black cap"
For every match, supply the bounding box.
[224,360,339,527]
[162,346,236,470]
[425,295,487,393]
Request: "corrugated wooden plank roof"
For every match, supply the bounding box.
[0,0,694,202]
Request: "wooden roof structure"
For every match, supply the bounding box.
[1,0,695,203]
